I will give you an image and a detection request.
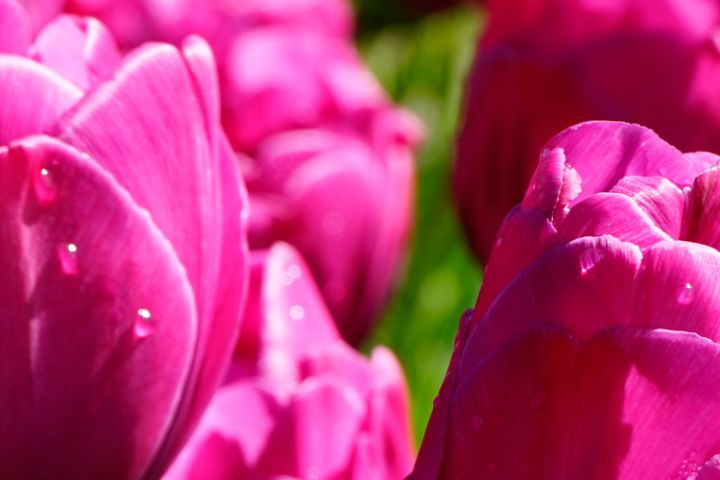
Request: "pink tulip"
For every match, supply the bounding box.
[414,121,720,479]
[165,243,415,480]
[0,2,248,477]
[455,0,720,263]
[245,114,419,345]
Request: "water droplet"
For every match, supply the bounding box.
[322,212,345,235]
[33,165,58,206]
[134,308,155,338]
[283,264,302,285]
[580,249,604,276]
[472,415,483,431]
[562,205,571,215]
[677,283,695,305]
[57,243,78,275]
[529,388,549,411]
[495,237,503,247]
[289,305,305,321]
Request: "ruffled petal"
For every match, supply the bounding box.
[544,121,692,197]
[463,236,642,374]
[634,241,720,341]
[0,55,81,145]
[0,135,196,479]
[610,175,686,239]
[29,15,121,90]
[559,192,672,248]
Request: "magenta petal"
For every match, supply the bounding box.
[442,327,720,479]
[635,241,720,341]
[0,136,196,479]
[475,206,558,318]
[544,121,692,197]
[55,41,248,474]
[559,192,672,249]
[463,236,642,374]
[258,377,367,478]
[30,15,121,90]
[0,56,81,145]
[686,167,720,249]
[610,175,686,239]
[0,0,30,54]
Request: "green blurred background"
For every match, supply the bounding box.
[353,2,486,445]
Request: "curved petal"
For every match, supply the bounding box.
[54,40,248,475]
[29,15,121,91]
[686,167,720,249]
[475,206,558,318]
[283,147,386,344]
[462,236,642,375]
[544,121,694,197]
[0,135,196,479]
[0,0,30,54]
[0,55,81,145]
[252,242,342,389]
[442,327,720,479]
[363,346,415,479]
[559,192,672,248]
[610,175,686,239]
[634,241,720,341]
[256,377,367,478]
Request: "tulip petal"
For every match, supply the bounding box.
[463,236,642,374]
[257,377,367,478]
[0,0,30,54]
[686,167,720,249]
[475,206,558,318]
[55,41,248,475]
[0,135,196,479]
[283,148,386,343]
[559,192,672,248]
[610,175,686,239]
[545,121,694,197]
[0,55,82,145]
[635,241,720,341]
[443,327,720,479]
[29,15,121,90]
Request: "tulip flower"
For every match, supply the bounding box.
[165,243,414,480]
[414,121,720,478]
[0,2,248,477]
[455,0,720,263]
[245,115,419,345]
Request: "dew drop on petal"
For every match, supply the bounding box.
[57,243,78,275]
[529,388,549,412]
[677,283,695,305]
[33,165,58,206]
[289,305,305,321]
[283,264,302,285]
[134,308,155,338]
